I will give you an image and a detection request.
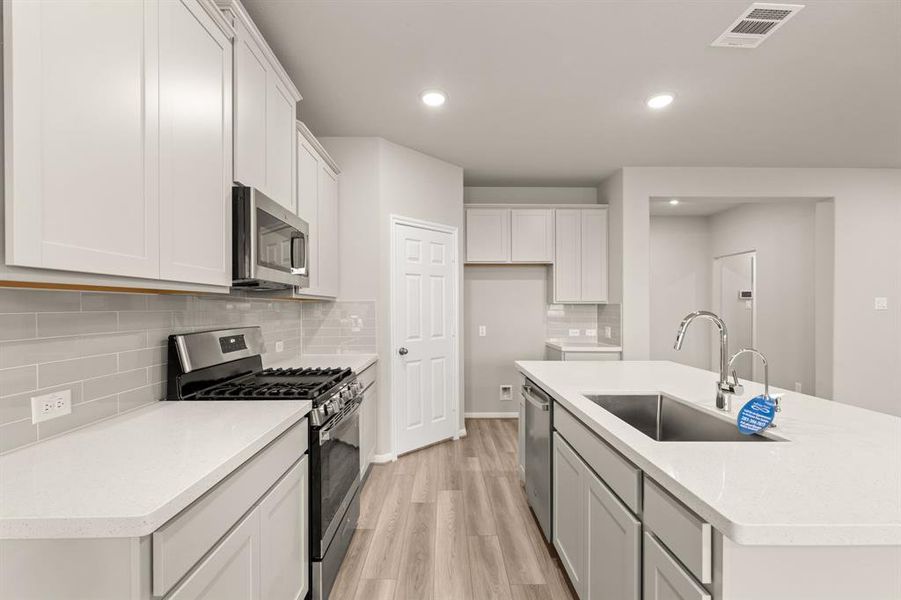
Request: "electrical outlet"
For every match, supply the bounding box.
[31,390,72,424]
[794,382,803,393]
[603,326,613,339]
[478,325,487,337]
[874,297,888,311]
[585,328,597,337]
[499,385,513,402]
[568,329,580,337]
[275,340,285,353]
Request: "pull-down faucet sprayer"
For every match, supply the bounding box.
[674,311,738,410]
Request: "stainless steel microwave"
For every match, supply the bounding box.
[232,186,309,290]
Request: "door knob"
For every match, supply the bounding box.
[398,347,409,356]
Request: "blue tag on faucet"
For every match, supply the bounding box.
[737,395,776,435]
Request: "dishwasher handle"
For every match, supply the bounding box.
[523,382,551,411]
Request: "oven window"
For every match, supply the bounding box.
[320,407,361,538]
[256,208,296,273]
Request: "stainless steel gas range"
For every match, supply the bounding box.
[166,327,363,600]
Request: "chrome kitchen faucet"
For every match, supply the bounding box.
[674,310,739,410]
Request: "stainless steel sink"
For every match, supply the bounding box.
[583,394,781,442]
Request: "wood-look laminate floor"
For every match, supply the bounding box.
[330,419,575,600]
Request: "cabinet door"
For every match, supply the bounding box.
[316,164,340,297]
[585,468,641,600]
[465,209,510,262]
[643,532,711,600]
[296,135,320,291]
[232,18,267,189]
[511,209,554,263]
[580,209,608,302]
[4,0,159,279]
[166,508,261,600]
[259,457,309,600]
[553,210,582,302]
[553,433,586,597]
[158,0,232,286]
[265,75,296,211]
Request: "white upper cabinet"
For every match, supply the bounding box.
[317,163,340,297]
[511,209,554,263]
[552,208,608,303]
[294,122,340,299]
[232,17,267,189]
[265,77,297,211]
[4,0,159,279]
[220,0,301,212]
[4,0,233,287]
[158,0,233,286]
[465,208,510,262]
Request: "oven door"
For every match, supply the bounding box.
[233,187,310,289]
[312,400,361,558]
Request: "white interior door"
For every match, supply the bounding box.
[393,220,458,455]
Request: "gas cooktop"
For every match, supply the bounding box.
[193,367,353,401]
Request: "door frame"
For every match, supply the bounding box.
[711,249,758,381]
[389,214,462,458]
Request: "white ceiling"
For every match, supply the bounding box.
[244,0,901,185]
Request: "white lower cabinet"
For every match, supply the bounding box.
[166,509,261,600]
[259,457,309,600]
[359,364,378,476]
[553,431,640,600]
[643,532,711,600]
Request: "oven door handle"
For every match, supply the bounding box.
[318,400,361,442]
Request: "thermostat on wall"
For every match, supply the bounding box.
[738,290,753,300]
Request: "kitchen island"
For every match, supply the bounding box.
[516,359,901,600]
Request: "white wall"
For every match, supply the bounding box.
[612,167,900,415]
[649,216,711,368]
[709,202,817,393]
[321,137,464,457]
[464,186,597,205]
[814,201,835,399]
[464,266,547,415]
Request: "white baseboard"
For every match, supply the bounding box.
[464,412,518,419]
[371,452,396,464]
[455,428,467,439]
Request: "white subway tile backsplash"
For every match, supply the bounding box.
[0,289,80,313]
[38,394,117,439]
[0,314,37,341]
[37,312,118,337]
[39,355,118,388]
[301,301,377,354]
[0,366,37,397]
[0,288,305,454]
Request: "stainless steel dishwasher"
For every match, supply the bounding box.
[523,380,552,541]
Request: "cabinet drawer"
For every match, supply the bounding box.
[643,532,711,600]
[643,479,713,584]
[153,419,308,596]
[554,404,642,513]
[357,363,377,392]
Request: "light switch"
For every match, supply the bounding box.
[874,297,888,311]
[478,325,487,337]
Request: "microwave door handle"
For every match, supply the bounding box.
[290,234,308,276]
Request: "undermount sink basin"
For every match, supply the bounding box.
[584,394,781,442]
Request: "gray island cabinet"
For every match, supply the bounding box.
[516,360,901,600]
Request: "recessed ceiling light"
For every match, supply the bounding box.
[420,89,447,107]
[669,198,680,206]
[647,93,675,109]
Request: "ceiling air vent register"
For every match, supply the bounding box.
[711,3,804,48]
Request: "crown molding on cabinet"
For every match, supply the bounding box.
[464,203,607,210]
[296,121,341,174]
[215,0,302,102]
[198,0,235,39]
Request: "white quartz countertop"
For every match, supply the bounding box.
[265,352,378,374]
[545,341,623,352]
[0,400,311,539]
[516,360,901,546]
